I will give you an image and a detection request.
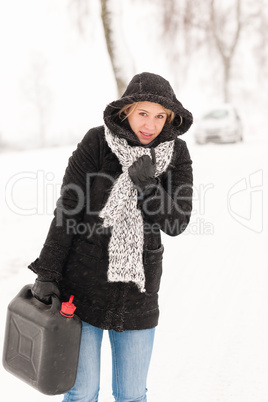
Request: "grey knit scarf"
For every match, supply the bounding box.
[99,124,175,292]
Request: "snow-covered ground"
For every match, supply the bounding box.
[1,129,267,401]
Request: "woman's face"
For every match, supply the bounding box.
[127,101,167,145]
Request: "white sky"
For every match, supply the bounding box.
[0,0,117,146]
[0,0,267,148]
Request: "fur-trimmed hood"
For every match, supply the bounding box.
[103,72,193,145]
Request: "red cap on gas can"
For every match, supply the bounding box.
[60,295,76,317]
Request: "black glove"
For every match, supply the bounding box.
[31,278,60,305]
[128,153,156,193]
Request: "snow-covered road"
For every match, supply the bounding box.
[1,131,267,401]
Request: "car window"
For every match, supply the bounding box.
[203,110,229,119]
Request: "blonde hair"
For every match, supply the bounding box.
[118,102,182,126]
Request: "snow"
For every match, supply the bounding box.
[1,130,267,401]
[0,0,268,399]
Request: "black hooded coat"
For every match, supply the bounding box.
[29,73,193,332]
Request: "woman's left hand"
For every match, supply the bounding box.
[128,154,156,191]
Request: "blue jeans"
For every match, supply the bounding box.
[63,321,155,402]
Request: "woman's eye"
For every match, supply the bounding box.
[139,112,147,117]
[157,115,164,119]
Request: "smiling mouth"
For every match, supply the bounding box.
[140,131,154,137]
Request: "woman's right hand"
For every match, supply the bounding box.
[31,279,60,304]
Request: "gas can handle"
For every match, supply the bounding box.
[50,294,61,313]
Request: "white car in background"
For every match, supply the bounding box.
[193,104,243,144]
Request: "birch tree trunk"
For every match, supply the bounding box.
[210,0,242,102]
[100,0,129,97]
[69,0,133,97]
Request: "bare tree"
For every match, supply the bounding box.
[69,0,133,97]
[100,0,129,97]
[22,54,52,147]
[176,0,243,102]
[157,0,211,89]
[209,0,242,102]
[156,0,187,89]
[253,0,268,83]
[68,0,262,103]
[161,0,180,39]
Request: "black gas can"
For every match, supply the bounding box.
[2,284,81,395]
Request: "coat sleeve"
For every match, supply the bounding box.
[28,128,103,281]
[140,139,193,236]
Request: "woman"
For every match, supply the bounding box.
[29,72,193,401]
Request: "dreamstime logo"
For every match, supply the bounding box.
[227,170,263,233]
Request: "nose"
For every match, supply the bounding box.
[144,118,155,132]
